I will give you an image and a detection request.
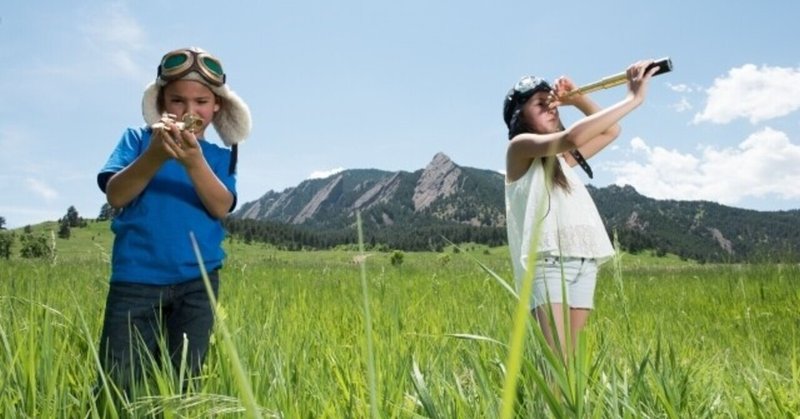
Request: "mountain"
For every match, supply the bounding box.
[230,153,800,261]
[235,152,505,229]
[591,184,800,262]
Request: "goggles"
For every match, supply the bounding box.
[511,76,552,102]
[157,48,226,87]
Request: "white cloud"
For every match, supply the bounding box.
[670,97,693,112]
[26,178,59,202]
[79,2,149,80]
[668,83,694,93]
[608,128,800,205]
[693,64,800,124]
[307,167,345,179]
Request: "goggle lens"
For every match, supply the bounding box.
[201,57,223,76]
[163,54,189,71]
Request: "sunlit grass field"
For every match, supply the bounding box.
[1,221,798,417]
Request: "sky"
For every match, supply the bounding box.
[2,1,800,229]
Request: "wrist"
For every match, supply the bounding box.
[142,147,170,166]
[574,97,599,114]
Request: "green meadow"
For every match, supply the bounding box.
[1,221,798,417]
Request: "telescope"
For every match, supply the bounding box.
[562,57,673,98]
[152,113,204,133]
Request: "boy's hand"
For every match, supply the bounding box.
[149,113,203,166]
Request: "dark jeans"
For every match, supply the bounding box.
[97,272,219,395]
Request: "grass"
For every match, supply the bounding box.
[0,222,798,417]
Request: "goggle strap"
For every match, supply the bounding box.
[229,143,238,175]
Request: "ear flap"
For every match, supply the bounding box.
[211,87,251,146]
[141,82,162,125]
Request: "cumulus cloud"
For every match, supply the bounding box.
[26,178,59,202]
[607,128,800,205]
[307,167,345,179]
[693,64,800,124]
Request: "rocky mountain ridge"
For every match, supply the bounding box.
[235,152,504,229]
[231,153,800,261]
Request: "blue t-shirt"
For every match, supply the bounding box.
[98,127,237,285]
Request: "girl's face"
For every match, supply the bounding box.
[521,91,560,134]
[160,80,220,138]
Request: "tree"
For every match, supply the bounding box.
[58,219,71,239]
[0,216,6,230]
[64,206,86,228]
[0,232,12,259]
[97,203,121,221]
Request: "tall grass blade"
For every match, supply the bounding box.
[499,251,536,418]
[611,231,632,337]
[356,212,380,418]
[189,232,262,419]
[444,333,507,347]
[499,152,557,418]
[746,387,768,419]
[72,294,121,419]
[410,358,440,419]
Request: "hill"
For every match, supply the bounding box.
[229,153,800,262]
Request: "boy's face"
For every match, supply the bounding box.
[161,80,220,138]
[522,91,560,134]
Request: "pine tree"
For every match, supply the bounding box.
[58,219,71,239]
[65,206,86,227]
[97,203,120,221]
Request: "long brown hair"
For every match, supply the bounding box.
[510,109,571,191]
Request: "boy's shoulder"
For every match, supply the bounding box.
[121,125,152,139]
[200,139,232,155]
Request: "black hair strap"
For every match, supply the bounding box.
[569,149,593,179]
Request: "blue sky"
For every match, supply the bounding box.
[2,1,800,228]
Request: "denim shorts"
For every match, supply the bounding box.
[531,256,598,310]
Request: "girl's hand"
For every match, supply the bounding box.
[549,76,584,108]
[626,60,658,103]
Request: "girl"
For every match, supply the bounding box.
[504,60,656,355]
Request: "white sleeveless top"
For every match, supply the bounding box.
[505,155,614,282]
